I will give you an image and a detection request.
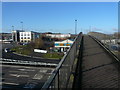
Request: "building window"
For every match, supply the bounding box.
[66,44,70,46]
[28,37,30,39]
[21,37,23,39]
[24,34,26,36]
[59,43,64,46]
[28,34,30,36]
[21,40,23,42]
[24,37,26,39]
[55,44,59,46]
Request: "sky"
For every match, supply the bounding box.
[1,0,120,2]
[2,2,118,34]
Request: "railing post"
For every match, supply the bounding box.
[58,70,60,90]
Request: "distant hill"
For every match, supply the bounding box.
[88,32,110,40]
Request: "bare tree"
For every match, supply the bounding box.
[34,38,44,49]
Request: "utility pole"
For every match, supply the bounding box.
[75,20,77,35]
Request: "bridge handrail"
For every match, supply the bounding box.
[42,32,83,89]
[89,35,120,62]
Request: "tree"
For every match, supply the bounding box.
[34,38,44,49]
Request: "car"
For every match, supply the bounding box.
[4,48,10,53]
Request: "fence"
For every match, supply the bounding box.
[0,58,57,67]
[41,32,83,89]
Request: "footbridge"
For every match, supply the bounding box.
[42,32,120,89]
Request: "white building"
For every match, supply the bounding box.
[12,30,23,42]
[101,39,119,45]
[54,39,73,52]
[46,33,71,39]
[20,31,40,43]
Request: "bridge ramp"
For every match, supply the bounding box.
[81,35,119,88]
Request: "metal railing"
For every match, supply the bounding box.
[0,58,57,67]
[41,32,83,89]
[89,35,120,62]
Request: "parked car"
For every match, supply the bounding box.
[4,48,10,53]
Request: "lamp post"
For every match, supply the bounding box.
[11,26,14,42]
[75,20,77,35]
[12,26,14,31]
[20,21,23,31]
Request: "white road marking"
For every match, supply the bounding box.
[39,69,47,73]
[18,69,35,72]
[33,74,43,80]
[2,82,19,85]
[9,74,18,77]
[9,74,29,77]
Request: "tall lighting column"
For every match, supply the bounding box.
[11,26,14,42]
[75,19,77,35]
[20,21,23,31]
[12,26,14,31]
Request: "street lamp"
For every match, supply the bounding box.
[20,21,23,31]
[12,26,14,31]
[75,20,77,35]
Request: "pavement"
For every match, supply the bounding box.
[73,35,120,88]
[81,35,119,88]
[2,64,55,89]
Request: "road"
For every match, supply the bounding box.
[1,43,60,64]
[2,64,55,89]
[1,43,58,89]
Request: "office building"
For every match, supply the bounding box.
[19,31,40,43]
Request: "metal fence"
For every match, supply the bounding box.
[89,35,120,62]
[41,32,83,89]
[0,58,57,67]
[89,35,120,60]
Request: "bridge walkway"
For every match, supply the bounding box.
[79,35,119,88]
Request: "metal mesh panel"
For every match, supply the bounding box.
[42,33,83,89]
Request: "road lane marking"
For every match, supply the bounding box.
[2,82,19,85]
[9,74,29,78]
[9,74,18,77]
[39,70,47,73]
[33,74,43,80]
[18,69,35,72]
